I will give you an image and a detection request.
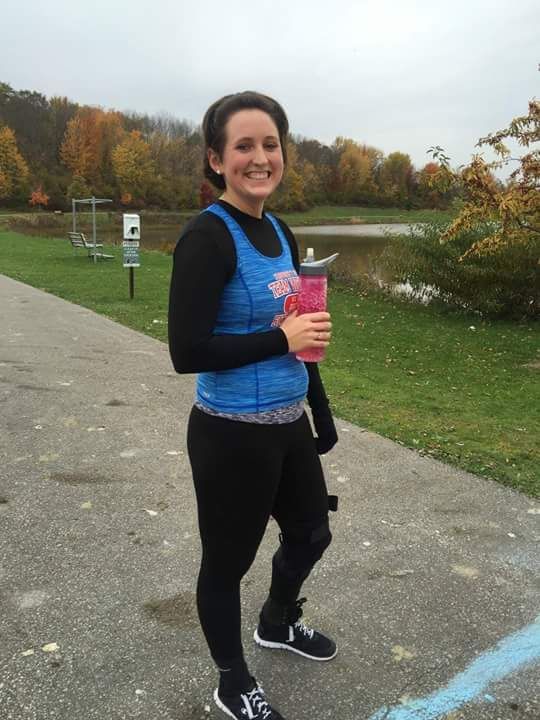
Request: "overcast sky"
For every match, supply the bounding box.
[2,0,538,171]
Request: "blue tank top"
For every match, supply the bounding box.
[196,203,308,414]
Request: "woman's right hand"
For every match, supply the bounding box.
[280,310,332,353]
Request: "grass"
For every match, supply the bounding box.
[2,205,455,231]
[1,230,538,497]
[279,205,456,225]
[325,285,539,497]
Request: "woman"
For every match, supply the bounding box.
[168,91,338,720]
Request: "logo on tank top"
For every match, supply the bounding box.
[268,269,299,327]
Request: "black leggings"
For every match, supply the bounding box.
[187,405,332,666]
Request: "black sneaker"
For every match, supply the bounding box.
[254,597,337,661]
[213,679,285,720]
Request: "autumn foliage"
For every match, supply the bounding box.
[111,130,155,205]
[0,80,460,211]
[383,97,539,318]
[199,181,215,208]
[29,186,49,209]
[436,99,540,260]
[0,125,29,200]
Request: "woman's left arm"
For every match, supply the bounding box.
[305,361,338,454]
[279,219,338,455]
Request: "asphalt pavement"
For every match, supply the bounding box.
[0,273,538,720]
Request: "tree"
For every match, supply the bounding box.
[60,108,100,181]
[432,98,540,260]
[378,152,414,206]
[49,96,78,163]
[111,130,155,203]
[199,180,215,208]
[0,126,29,200]
[299,160,325,206]
[269,141,307,211]
[60,107,123,188]
[29,186,50,209]
[66,174,91,202]
[294,136,335,168]
[417,162,448,208]
[336,139,371,203]
[384,96,540,318]
[0,83,55,170]
[0,170,8,199]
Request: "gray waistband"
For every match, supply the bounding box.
[195,400,305,425]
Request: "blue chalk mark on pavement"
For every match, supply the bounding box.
[368,615,540,719]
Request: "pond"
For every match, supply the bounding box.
[100,221,412,285]
[15,220,415,286]
[291,223,412,285]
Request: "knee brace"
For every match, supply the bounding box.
[272,516,333,584]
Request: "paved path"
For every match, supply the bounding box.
[0,274,538,720]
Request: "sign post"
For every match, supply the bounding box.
[122,214,141,299]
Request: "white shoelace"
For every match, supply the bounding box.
[294,620,315,640]
[241,685,272,719]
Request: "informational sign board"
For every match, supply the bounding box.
[123,240,140,268]
[123,214,140,240]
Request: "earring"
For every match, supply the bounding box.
[216,170,221,175]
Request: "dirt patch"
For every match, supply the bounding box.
[50,471,118,485]
[17,383,57,392]
[143,592,196,629]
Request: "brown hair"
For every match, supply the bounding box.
[202,91,289,190]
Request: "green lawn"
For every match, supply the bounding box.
[279,205,456,225]
[3,205,455,231]
[326,286,539,497]
[1,230,538,496]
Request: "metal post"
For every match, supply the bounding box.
[72,198,76,232]
[129,267,134,299]
[92,196,97,264]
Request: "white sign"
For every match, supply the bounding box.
[123,213,140,240]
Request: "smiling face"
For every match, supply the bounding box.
[208,109,284,217]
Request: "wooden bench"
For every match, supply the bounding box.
[68,232,114,260]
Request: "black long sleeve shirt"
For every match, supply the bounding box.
[168,199,329,411]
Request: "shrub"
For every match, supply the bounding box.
[381,221,539,319]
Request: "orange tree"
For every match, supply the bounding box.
[29,186,50,210]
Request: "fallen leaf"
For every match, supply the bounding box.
[39,453,60,463]
[391,645,415,662]
[451,564,479,579]
[41,643,59,653]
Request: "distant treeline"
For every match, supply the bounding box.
[0,81,458,211]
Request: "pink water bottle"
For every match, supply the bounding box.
[295,249,339,363]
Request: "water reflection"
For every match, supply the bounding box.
[291,224,414,284]
[103,221,409,284]
[292,223,412,237]
[19,220,413,286]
